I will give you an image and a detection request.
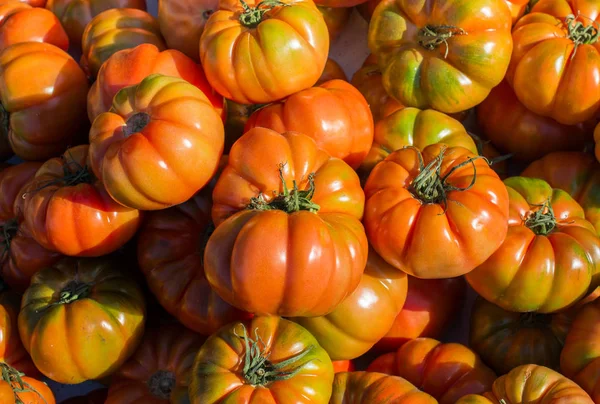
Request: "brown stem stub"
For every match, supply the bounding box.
[124,112,151,137]
[418,24,467,58]
[148,370,176,400]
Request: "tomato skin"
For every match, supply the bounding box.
[106,324,204,404]
[364,144,509,279]
[61,389,109,404]
[158,0,218,61]
[357,107,477,183]
[317,6,351,43]
[0,42,89,161]
[368,0,513,113]
[18,257,146,384]
[505,0,530,24]
[207,128,367,316]
[200,0,329,105]
[478,81,592,162]
[245,80,374,169]
[468,176,600,313]
[0,367,55,404]
[89,74,224,211]
[80,8,165,79]
[223,100,256,153]
[45,0,146,50]
[21,145,141,257]
[331,372,437,403]
[375,276,466,352]
[469,297,572,375]
[458,365,594,404]
[23,0,47,6]
[333,360,355,373]
[137,191,250,336]
[190,316,334,404]
[368,338,496,404]
[0,1,68,52]
[317,58,347,85]
[0,291,38,376]
[292,248,407,360]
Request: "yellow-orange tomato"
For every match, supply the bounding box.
[199,0,329,104]
[506,0,530,24]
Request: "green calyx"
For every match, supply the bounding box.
[238,0,288,28]
[57,281,91,305]
[417,24,467,58]
[0,103,8,141]
[236,324,314,387]
[1,218,18,262]
[524,200,557,236]
[0,362,47,404]
[566,14,599,46]
[247,164,320,213]
[520,311,551,328]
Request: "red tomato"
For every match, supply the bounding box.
[245,79,374,169]
[333,361,356,373]
[368,338,496,404]
[89,74,224,211]
[331,372,437,403]
[0,363,55,404]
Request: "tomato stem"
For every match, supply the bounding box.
[235,324,313,387]
[520,312,551,328]
[238,0,288,28]
[0,218,18,263]
[417,24,467,58]
[524,200,557,235]
[0,103,8,142]
[57,281,91,304]
[0,362,47,404]
[566,14,600,59]
[124,112,151,137]
[148,370,176,400]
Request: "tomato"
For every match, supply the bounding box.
[158,0,218,61]
[507,1,600,125]
[245,80,373,169]
[357,107,477,184]
[506,0,531,24]
[364,144,509,278]
[317,58,347,85]
[45,0,146,50]
[469,296,572,375]
[0,163,62,292]
[189,316,333,403]
[467,132,510,180]
[0,1,68,52]
[23,0,47,6]
[18,256,146,384]
[200,0,329,104]
[561,298,600,402]
[331,372,437,403]
[374,276,466,352]
[292,247,407,360]
[368,0,513,113]
[356,0,378,21]
[466,176,600,313]
[477,81,592,162]
[137,191,250,335]
[107,324,204,404]
[318,6,351,43]
[368,338,496,404]
[0,291,37,376]
[333,361,355,373]
[456,365,593,404]
[87,44,223,123]
[80,8,165,79]
[522,152,600,235]
[21,145,141,257]
[0,42,88,161]
[89,74,224,211]
[207,128,367,316]
[223,100,260,153]
[0,363,55,404]
[61,389,108,404]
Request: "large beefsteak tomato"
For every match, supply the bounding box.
[0,363,55,404]
[364,144,509,279]
[18,257,146,384]
[21,145,141,257]
[293,247,407,360]
[189,316,333,403]
[89,74,224,211]
[467,176,600,313]
[207,128,367,316]
[106,324,204,403]
[199,0,329,104]
[368,0,513,113]
[368,338,496,404]
[0,42,88,161]
[80,8,166,79]
[244,79,374,169]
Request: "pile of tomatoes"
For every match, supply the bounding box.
[0,0,600,402]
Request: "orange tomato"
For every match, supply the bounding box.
[331,372,437,403]
[505,0,531,24]
[317,58,347,85]
[0,363,55,404]
[333,361,356,373]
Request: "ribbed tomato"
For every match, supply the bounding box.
[368,0,513,113]
[467,176,600,313]
[293,247,407,360]
[0,1,68,52]
[0,42,88,161]
[364,144,509,279]
[89,74,224,211]
[106,324,204,404]
[245,79,374,169]
[199,0,329,104]
[207,128,367,316]
[317,58,347,85]
[21,145,141,257]
[318,6,351,43]
[368,338,496,404]
[0,363,55,404]
[137,191,250,335]
[18,257,146,384]
[0,290,37,376]
[189,316,333,404]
